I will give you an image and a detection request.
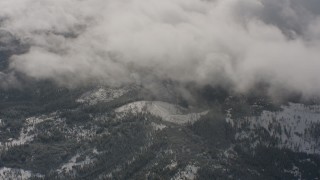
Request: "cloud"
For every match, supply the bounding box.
[1,0,320,97]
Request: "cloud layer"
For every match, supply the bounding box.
[1,0,320,97]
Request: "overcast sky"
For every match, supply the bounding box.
[0,0,320,97]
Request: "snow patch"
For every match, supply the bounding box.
[284,165,302,180]
[0,119,4,127]
[151,122,167,131]
[225,108,234,127]
[0,167,42,180]
[66,125,97,142]
[172,165,199,180]
[93,148,102,155]
[166,161,178,170]
[57,154,93,174]
[76,87,127,105]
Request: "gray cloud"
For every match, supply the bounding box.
[1,0,320,97]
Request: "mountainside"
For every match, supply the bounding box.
[1,0,320,179]
[0,84,319,180]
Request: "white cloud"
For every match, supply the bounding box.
[1,0,320,97]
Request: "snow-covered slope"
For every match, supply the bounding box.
[1,113,57,151]
[116,101,208,125]
[231,103,320,154]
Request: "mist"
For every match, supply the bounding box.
[0,0,320,98]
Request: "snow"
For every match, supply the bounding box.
[225,108,234,127]
[166,161,178,170]
[232,103,320,154]
[0,119,4,127]
[66,125,97,142]
[0,167,43,180]
[151,122,167,131]
[92,148,102,155]
[222,146,237,160]
[116,101,208,125]
[115,101,147,113]
[76,87,127,105]
[284,164,302,180]
[164,149,174,155]
[1,114,56,151]
[57,154,93,174]
[171,165,199,180]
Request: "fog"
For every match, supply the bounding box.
[0,0,320,97]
